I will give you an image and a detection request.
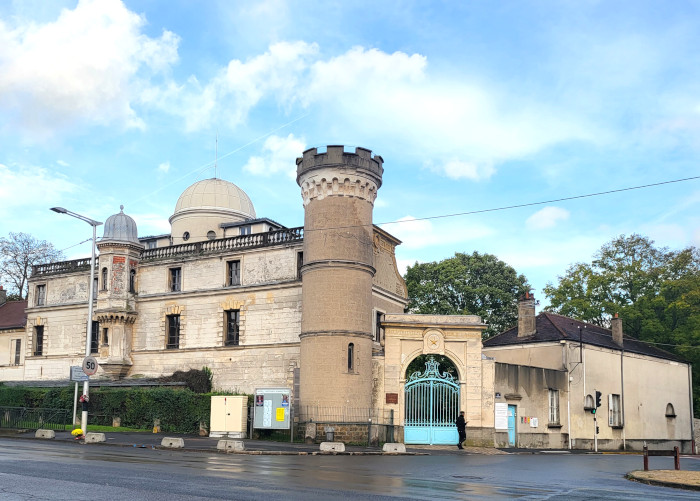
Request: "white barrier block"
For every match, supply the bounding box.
[34,429,55,439]
[320,442,345,452]
[161,437,185,448]
[217,440,245,452]
[85,432,106,443]
[382,443,406,453]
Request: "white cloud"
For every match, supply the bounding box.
[382,215,494,250]
[425,159,495,181]
[157,161,170,173]
[243,134,305,178]
[0,0,179,138]
[526,206,570,230]
[131,212,171,236]
[0,163,78,211]
[152,43,588,178]
[56,160,69,167]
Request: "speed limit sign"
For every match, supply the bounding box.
[82,356,98,376]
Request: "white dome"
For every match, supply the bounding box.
[173,178,256,219]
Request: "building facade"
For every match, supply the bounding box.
[483,295,694,452]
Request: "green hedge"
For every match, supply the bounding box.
[0,386,214,434]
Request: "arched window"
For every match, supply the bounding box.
[666,403,676,417]
[101,267,108,290]
[129,269,136,293]
[347,343,354,372]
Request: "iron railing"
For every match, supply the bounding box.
[141,226,303,262]
[297,406,394,425]
[0,406,70,431]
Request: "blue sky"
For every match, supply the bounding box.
[1,0,699,302]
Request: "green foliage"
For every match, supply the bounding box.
[404,251,530,337]
[159,368,213,393]
[0,386,212,434]
[405,355,458,379]
[544,234,700,416]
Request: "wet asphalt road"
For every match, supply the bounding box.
[0,439,698,500]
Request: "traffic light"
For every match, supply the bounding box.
[595,390,602,408]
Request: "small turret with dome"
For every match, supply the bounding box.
[170,178,256,244]
[101,205,143,247]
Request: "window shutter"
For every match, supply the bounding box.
[608,394,613,426]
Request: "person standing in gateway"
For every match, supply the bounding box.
[456,411,466,449]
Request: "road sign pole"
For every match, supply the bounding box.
[594,415,598,453]
[72,382,78,426]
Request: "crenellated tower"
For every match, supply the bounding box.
[296,145,383,411]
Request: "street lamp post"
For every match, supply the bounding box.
[51,207,102,435]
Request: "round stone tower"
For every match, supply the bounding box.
[296,145,383,412]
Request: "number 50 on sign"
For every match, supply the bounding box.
[82,356,98,376]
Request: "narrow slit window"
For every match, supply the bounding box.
[348,343,354,372]
[166,314,180,349]
[170,267,181,292]
[225,310,240,346]
[34,326,44,356]
[101,267,108,290]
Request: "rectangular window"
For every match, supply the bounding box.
[34,326,44,356]
[146,240,157,249]
[92,277,98,299]
[90,321,99,354]
[36,284,46,306]
[240,225,251,236]
[375,311,384,343]
[296,251,303,279]
[225,310,240,346]
[166,315,180,349]
[548,389,560,424]
[102,327,109,346]
[609,394,623,427]
[227,260,241,287]
[13,339,21,365]
[169,267,181,292]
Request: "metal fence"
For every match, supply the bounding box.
[0,407,70,431]
[297,406,395,425]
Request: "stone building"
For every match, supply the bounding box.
[4,145,491,444]
[483,294,695,452]
[2,145,691,450]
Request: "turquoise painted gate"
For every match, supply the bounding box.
[404,357,460,445]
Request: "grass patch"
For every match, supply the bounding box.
[72,425,151,433]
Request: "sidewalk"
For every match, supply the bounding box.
[2,429,435,455]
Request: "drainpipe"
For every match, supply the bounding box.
[621,348,625,451]
[562,340,571,450]
[689,364,695,454]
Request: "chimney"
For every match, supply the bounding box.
[611,313,623,347]
[0,286,6,306]
[517,291,536,338]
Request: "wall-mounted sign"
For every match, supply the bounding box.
[495,402,508,430]
[253,388,291,430]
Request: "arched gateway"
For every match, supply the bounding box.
[404,356,460,445]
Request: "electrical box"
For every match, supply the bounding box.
[209,395,248,438]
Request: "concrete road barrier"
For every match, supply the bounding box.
[161,437,185,448]
[320,442,345,452]
[34,429,55,439]
[382,443,406,453]
[217,440,245,452]
[85,432,106,443]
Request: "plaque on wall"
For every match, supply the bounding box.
[385,393,398,404]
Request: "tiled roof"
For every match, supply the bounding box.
[483,312,684,363]
[0,300,27,330]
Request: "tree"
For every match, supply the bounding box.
[404,252,530,338]
[0,232,64,299]
[544,234,700,415]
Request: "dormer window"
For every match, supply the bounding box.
[240,225,251,236]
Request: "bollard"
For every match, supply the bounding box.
[643,445,649,471]
[674,446,680,470]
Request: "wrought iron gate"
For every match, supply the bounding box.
[404,356,460,445]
